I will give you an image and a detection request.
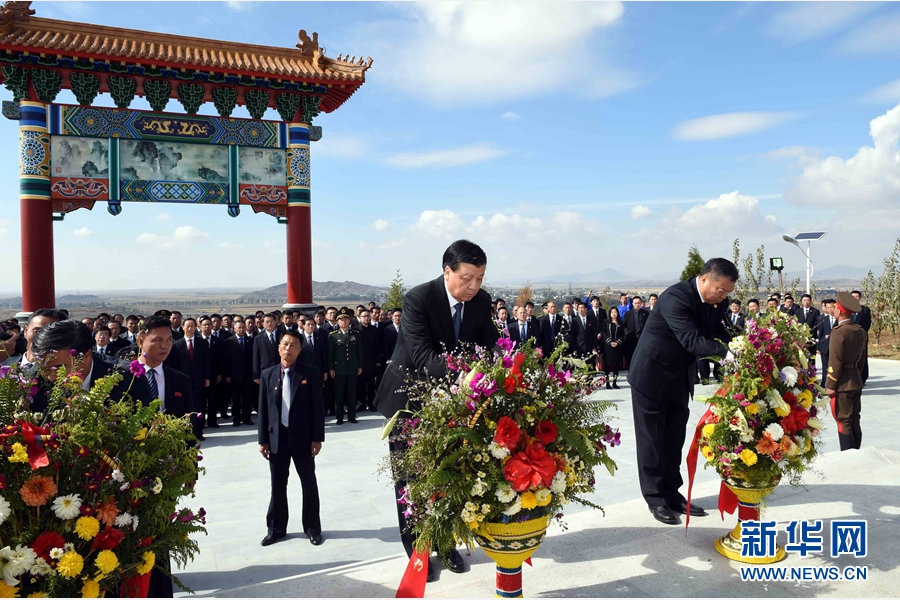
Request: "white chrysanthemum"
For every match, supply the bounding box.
[481,504,491,514]
[764,423,784,441]
[3,544,37,584]
[51,493,83,520]
[470,480,486,497]
[740,429,755,443]
[728,337,746,354]
[0,497,11,527]
[152,477,163,495]
[132,514,140,531]
[488,441,509,460]
[502,496,522,516]
[29,557,52,576]
[111,468,125,482]
[49,548,64,560]
[114,513,133,528]
[550,472,567,494]
[780,366,798,387]
[495,485,516,503]
[63,543,75,553]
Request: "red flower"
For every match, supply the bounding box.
[493,416,521,450]
[534,421,558,445]
[780,406,810,435]
[32,531,66,561]
[140,537,154,548]
[503,442,557,491]
[782,391,798,407]
[91,527,126,551]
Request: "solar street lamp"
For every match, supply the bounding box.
[782,232,827,295]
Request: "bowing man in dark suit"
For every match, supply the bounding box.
[508,306,539,348]
[172,318,211,439]
[258,330,325,547]
[569,303,596,359]
[254,313,282,382]
[373,240,499,579]
[537,301,565,360]
[223,318,256,426]
[628,258,737,526]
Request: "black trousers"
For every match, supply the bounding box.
[230,379,255,424]
[190,385,205,437]
[323,376,335,415]
[819,352,829,382]
[389,437,417,558]
[631,384,690,509]
[267,425,321,536]
[204,386,218,426]
[357,371,377,409]
[334,373,357,421]
[832,390,862,451]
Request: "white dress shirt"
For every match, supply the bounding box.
[445,280,464,322]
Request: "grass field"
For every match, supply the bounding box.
[869,331,900,360]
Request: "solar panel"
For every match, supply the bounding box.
[794,231,827,241]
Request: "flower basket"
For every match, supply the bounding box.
[474,513,551,598]
[120,571,151,597]
[714,477,786,564]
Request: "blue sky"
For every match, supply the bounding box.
[2,1,900,292]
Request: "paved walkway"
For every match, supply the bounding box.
[175,359,900,597]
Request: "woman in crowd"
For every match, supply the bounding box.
[603,306,624,389]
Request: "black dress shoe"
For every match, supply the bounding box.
[244,419,255,426]
[207,421,220,428]
[446,549,465,574]
[348,418,358,424]
[260,532,285,546]
[309,532,323,546]
[232,421,241,427]
[670,500,707,517]
[196,434,205,441]
[336,420,343,425]
[650,505,680,525]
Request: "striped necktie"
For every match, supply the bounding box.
[147,367,159,402]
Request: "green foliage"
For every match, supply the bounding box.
[863,238,900,345]
[680,245,705,281]
[385,269,406,311]
[731,239,771,304]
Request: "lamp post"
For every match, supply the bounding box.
[782,232,827,295]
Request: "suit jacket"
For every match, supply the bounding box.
[374,275,499,418]
[158,365,191,417]
[357,324,380,376]
[93,344,115,358]
[724,311,746,330]
[380,324,400,364]
[299,329,328,376]
[171,327,185,341]
[826,321,866,392]
[537,313,566,358]
[198,335,221,380]
[172,335,212,397]
[508,320,539,348]
[258,362,324,456]
[107,337,129,355]
[852,305,872,332]
[569,314,596,355]
[213,329,233,341]
[253,329,281,380]
[795,306,820,330]
[627,278,728,397]
[816,315,835,355]
[586,307,607,333]
[223,335,254,382]
[624,308,650,341]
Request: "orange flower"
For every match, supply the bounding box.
[755,433,778,456]
[20,474,58,506]
[96,496,120,528]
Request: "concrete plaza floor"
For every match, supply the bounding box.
[175,358,900,598]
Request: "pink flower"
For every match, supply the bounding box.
[129,360,146,377]
[496,337,516,355]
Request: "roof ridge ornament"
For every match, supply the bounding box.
[0,1,35,35]
[296,30,319,57]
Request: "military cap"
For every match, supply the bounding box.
[153,309,173,317]
[835,291,862,315]
[337,307,353,321]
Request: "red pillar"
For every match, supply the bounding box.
[20,197,55,310]
[286,205,312,305]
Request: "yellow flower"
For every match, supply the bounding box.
[701,424,716,439]
[135,551,155,576]
[468,520,480,531]
[75,516,100,541]
[27,594,43,598]
[0,582,19,598]
[534,488,552,507]
[798,389,814,409]
[133,428,148,441]
[94,550,119,575]
[701,446,715,463]
[57,551,85,579]
[745,402,759,415]
[520,491,538,510]
[739,449,758,466]
[80,579,100,598]
[8,442,28,463]
[774,405,790,418]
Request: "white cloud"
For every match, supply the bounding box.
[413,210,466,239]
[360,238,407,251]
[136,233,161,244]
[134,226,209,249]
[156,213,173,222]
[384,144,508,169]
[837,13,900,54]
[502,111,522,120]
[219,242,246,250]
[469,210,596,243]
[263,240,285,254]
[363,2,633,105]
[373,219,389,232]
[224,0,257,11]
[786,101,900,208]
[630,205,653,219]
[314,134,367,160]
[766,3,878,43]
[661,191,780,241]
[673,112,796,141]
[759,146,821,161]
[171,226,210,244]
[861,78,900,104]
[72,227,93,237]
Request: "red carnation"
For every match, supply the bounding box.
[91,527,126,551]
[503,442,557,491]
[493,416,521,450]
[534,420,558,445]
[31,531,66,561]
[780,406,810,435]
[783,391,798,407]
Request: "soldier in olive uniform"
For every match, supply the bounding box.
[328,308,363,424]
[825,292,867,452]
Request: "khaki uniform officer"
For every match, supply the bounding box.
[327,308,363,425]
[825,291,867,451]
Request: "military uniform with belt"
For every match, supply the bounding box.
[826,292,867,452]
[328,308,363,424]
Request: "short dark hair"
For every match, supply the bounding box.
[525,301,534,308]
[326,306,337,313]
[730,299,741,306]
[32,320,93,356]
[700,258,740,282]
[28,308,67,325]
[125,315,139,323]
[768,297,779,304]
[633,295,643,302]
[747,299,760,307]
[263,312,277,321]
[442,239,487,271]
[280,329,303,344]
[359,309,370,316]
[199,316,212,324]
[851,290,862,296]
[183,317,197,326]
[246,315,256,321]
[113,313,124,319]
[772,292,782,299]
[97,312,111,320]
[563,302,572,308]
[210,313,222,320]
[784,294,794,300]
[590,296,600,303]
[171,310,182,317]
[801,294,812,300]
[823,298,836,305]
[356,304,365,310]
[95,325,111,335]
[255,310,265,317]
[495,298,505,304]
[649,293,658,300]
[140,316,172,335]
[315,310,326,318]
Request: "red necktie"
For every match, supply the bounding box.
[187,338,194,361]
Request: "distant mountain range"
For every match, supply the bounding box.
[237,280,388,302]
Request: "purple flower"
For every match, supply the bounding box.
[810,406,818,418]
[69,349,78,356]
[496,337,516,354]
[129,360,146,377]
[501,356,513,369]
[0,365,9,379]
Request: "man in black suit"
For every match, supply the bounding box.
[356,309,381,412]
[537,301,565,360]
[850,290,871,384]
[725,299,746,330]
[380,309,402,363]
[196,316,225,427]
[746,299,762,321]
[258,330,324,547]
[120,315,140,347]
[796,294,821,357]
[508,305,539,348]
[300,318,328,378]
[254,313,282,383]
[134,316,192,417]
[172,318,211,440]
[93,326,115,358]
[106,321,129,355]
[569,302,596,359]
[816,299,836,377]
[587,296,607,357]
[624,295,650,365]
[780,295,798,317]
[276,312,299,338]
[374,240,499,579]
[628,258,737,526]
[170,311,185,341]
[223,318,256,426]
[210,314,233,341]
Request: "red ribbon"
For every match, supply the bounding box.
[396,544,429,598]
[685,407,737,530]
[19,420,51,469]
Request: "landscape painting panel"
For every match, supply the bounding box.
[120,140,228,182]
[239,147,286,186]
[51,136,109,179]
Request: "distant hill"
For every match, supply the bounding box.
[237,281,388,302]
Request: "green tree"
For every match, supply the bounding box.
[862,238,900,345]
[731,239,770,304]
[385,269,406,311]
[679,245,705,281]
